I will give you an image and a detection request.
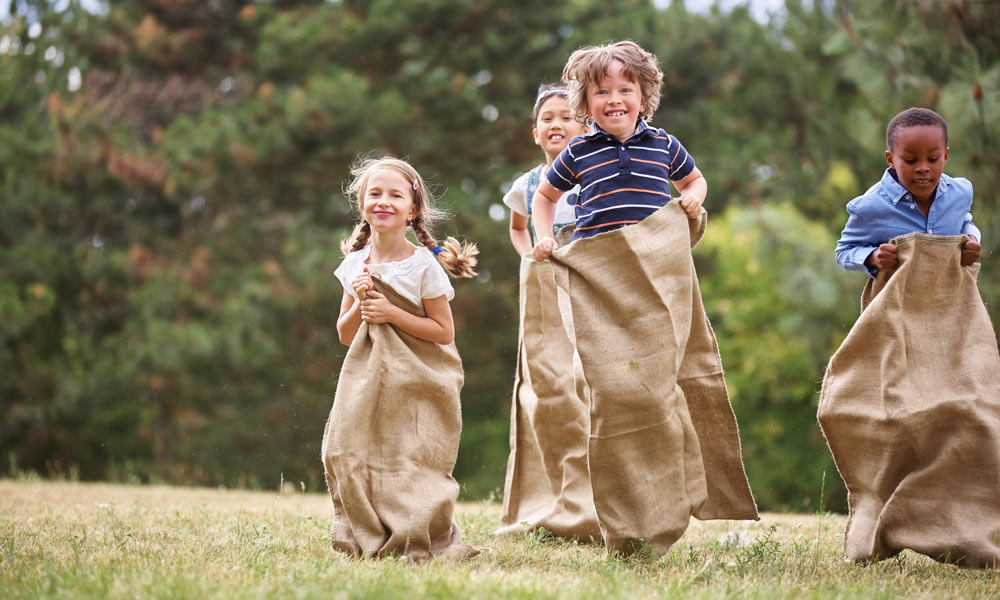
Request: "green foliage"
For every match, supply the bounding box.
[697,204,858,511]
[1,0,998,511]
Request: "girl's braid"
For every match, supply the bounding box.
[410,216,478,279]
[340,221,372,255]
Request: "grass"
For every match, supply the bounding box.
[1,479,996,599]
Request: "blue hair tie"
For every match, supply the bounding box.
[432,246,443,256]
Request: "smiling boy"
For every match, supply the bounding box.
[836,107,981,276]
[530,40,707,260]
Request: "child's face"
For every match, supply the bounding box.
[885,125,949,205]
[586,60,644,142]
[362,168,416,234]
[532,95,585,162]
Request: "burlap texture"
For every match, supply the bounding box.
[321,277,478,560]
[819,233,1000,568]
[549,201,758,556]
[498,258,601,541]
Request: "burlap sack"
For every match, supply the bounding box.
[549,201,758,556]
[497,258,601,541]
[321,277,478,561]
[819,233,1000,568]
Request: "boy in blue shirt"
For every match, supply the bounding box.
[836,107,981,276]
[530,40,707,260]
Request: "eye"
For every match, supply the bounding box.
[903,159,916,164]
[928,156,939,163]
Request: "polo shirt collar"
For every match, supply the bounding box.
[882,168,949,204]
[584,119,651,142]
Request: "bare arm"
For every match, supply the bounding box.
[673,166,707,219]
[359,292,455,345]
[508,211,533,256]
[337,292,363,346]
[530,180,562,260]
[336,269,374,346]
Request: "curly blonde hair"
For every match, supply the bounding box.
[341,156,478,278]
[562,40,663,125]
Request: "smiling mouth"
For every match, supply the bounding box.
[548,133,564,142]
[373,211,394,217]
[911,178,934,185]
[605,110,626,117]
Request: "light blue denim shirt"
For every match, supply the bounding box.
[835,169,981,277]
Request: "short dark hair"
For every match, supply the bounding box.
[886,107,948,150]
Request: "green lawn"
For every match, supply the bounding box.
[1,479,996,599]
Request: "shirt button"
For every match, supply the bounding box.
[910,203,916,209]
[928,229,933,234]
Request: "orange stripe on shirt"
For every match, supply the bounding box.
[649,134,668,140]
[578,159,617,177]
[632,157,669,169]
[669,143,682,166]
[581,187,671,206]
[558,154,577,178]
[570,139,587,147]
[576,219,641,231]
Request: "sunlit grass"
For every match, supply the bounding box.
[1,480,995,599]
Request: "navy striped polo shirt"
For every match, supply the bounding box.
[546,119,695,240]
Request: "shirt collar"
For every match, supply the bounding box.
[881,168,949,204]
[584,118,651,142]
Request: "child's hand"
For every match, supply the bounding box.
[351,268,373,299]
[359,290,397,324]
[866,243,898,272]
[678,193,704,219]
[961,238,981,266]
[532,237,558,261]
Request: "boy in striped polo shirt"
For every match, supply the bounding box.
[531,40,707,260]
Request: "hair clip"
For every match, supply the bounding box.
[432,246,443,256]
[413,178,419,191]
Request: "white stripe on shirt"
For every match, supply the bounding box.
[578,203,667,217]
[581,172,622,193]
[576,146,616,162]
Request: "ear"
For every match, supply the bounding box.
[942,146,949,164]
[532,126,541,147]
[884,149,894,169]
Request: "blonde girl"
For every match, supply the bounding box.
[322,156,479,561]
[336,157,477,345]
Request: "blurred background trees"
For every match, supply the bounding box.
[2,0,997,512]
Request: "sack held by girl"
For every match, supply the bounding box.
[322,156,480,561]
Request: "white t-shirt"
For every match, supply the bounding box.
[502,164,578,239]
[334,245,454,306]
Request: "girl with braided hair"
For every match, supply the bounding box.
[336,156,477,345]
[323,156,480,560]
